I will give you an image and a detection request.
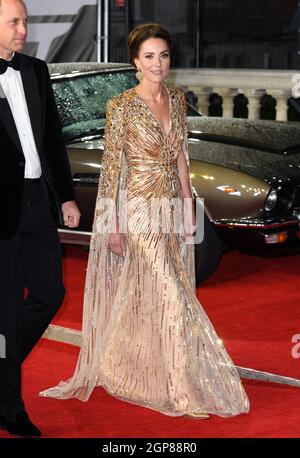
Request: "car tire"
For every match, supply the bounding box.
[195,213,223,285]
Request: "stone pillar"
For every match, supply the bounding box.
[213,88,238,118]
[244,89,266,120]
[188,86,212,115]
[267,90,291,121]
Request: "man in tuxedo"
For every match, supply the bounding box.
[0,0,81,437]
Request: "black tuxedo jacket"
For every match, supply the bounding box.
[0,53,75,240]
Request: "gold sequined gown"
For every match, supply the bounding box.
[40,85,249,417]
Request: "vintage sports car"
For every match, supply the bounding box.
[49,63,300,284]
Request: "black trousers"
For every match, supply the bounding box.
[0,178,65,421]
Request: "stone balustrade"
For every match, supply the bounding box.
[168,68,298,121]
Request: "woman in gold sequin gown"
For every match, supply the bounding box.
[40,24,249,418]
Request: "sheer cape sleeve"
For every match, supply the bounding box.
[39,94,129,400]
[177,89,197,291]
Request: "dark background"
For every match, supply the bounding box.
[109,0,299,69]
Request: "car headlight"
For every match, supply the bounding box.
[265,189,278,212]
[264,186,295,214]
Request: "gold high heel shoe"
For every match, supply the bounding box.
[184,412,210,420]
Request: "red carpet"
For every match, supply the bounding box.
[1,246,300,438]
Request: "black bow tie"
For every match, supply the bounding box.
[0,54,20,74]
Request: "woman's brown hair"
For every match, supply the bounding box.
[128,23,172,65]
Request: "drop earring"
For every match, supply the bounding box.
[136,68,143,82]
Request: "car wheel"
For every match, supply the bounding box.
[195,213,223,285]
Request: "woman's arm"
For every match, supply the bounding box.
[177,150,193,199]
[100,96,126,256]
[177,151,196,242]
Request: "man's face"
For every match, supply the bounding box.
[0,0,28,59]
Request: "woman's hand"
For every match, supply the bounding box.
[183,198,197,243]
[108,232,125,256]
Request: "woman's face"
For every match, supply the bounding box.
[134,37,170,84]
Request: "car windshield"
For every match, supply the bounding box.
[52,68,201,143]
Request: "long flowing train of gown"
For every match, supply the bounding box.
[40,85,249,417]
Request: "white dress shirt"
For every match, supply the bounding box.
[0,57,42,178]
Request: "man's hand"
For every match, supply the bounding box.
[61,201,81,228]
